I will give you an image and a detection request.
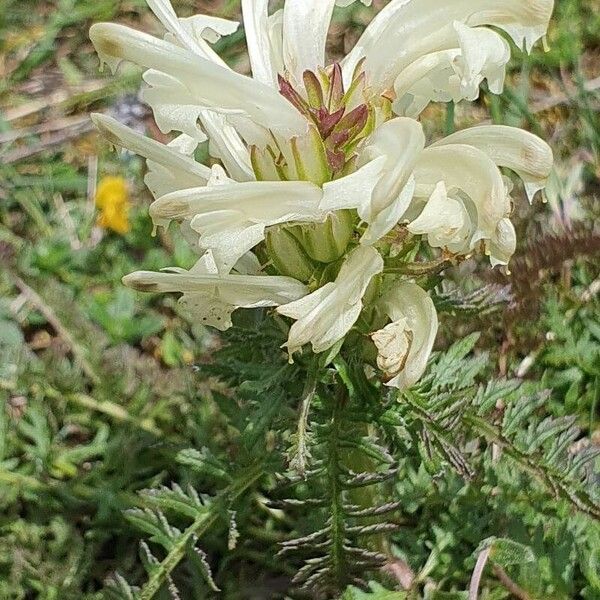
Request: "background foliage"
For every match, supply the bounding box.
[0,0,599,598]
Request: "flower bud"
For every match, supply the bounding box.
[265,226,316,282]
[296,210,354,264]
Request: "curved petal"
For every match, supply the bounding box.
[200,111,254,182]
[149,181,325,270]
[90,23,307,137]
[357,117,425,242]
[145,0,227,66]
[140,70,208,141]
[407,181,472,253]
[179,14,239,45]
[123,261,308,331]
[414,144,509,242]
[374,282,438,390]
[393,24,510,118]
[432,125,554,202]
[343,0,554,93]
[277,246,384,355]
[486,217,517,267]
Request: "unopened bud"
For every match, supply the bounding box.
[265,226,316,282]
[296,210,355,263]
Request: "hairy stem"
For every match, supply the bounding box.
[327,386,347,590]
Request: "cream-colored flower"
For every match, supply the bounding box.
[277,246,384,356]
[407,182,471,254]
[343,0,554,95]
[92,0,554,378]
[123,251,307,331]
[372,283,438,390]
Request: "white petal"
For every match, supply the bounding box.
[362,176,416,246]
[200,111,254,182]
[123,267,308,331]
[90,23,307,137]
[277,246,384,355]
[414,144,508,242]
[392,50,460,118]
[376,282,438,390]
[242,0,278,86]
[393,24,510,117]
[407,181,471,252]
[319,156,387,212]
[454,22,510,95]
[357,117,425,242]
[336,0,372,5]
[486,217,517,267]
[139,70,206,141]
[179,14,239,45]
[145,0,226,65]
[343,0,554,93]
[282,0,336,85]
[150,181,326,270]
[433,125,554,202]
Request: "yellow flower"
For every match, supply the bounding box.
[95,176,130,234]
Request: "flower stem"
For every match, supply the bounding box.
[327,385,347,589]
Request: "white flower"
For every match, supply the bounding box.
[432,125,554,202]
[372,283,438,390]
[277,246,384,356]
[91,0,554,387]
[343,0,554,95]
[393,22,510,118]
[409,125,553,264]
[407,182,471,254]
[123,251,308,331]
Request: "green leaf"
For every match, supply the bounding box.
[475,537,535,567]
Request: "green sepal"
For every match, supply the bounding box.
[265,226,316,282]
[296,210,355,263]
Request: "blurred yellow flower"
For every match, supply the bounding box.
[95,176,130,234]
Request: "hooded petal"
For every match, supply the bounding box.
[373,282,438,390]
[90,23,307,137]
[414,144,509,244]
[432,125,554,202]
[358,117,425,243]
[123,256,308,331]
[149,181,326,271]
[407,181,472,253]
[393,24,510,118]
[343,0,554,93]
[277,246,384,356]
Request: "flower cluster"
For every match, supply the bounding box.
[91,0,554,389]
